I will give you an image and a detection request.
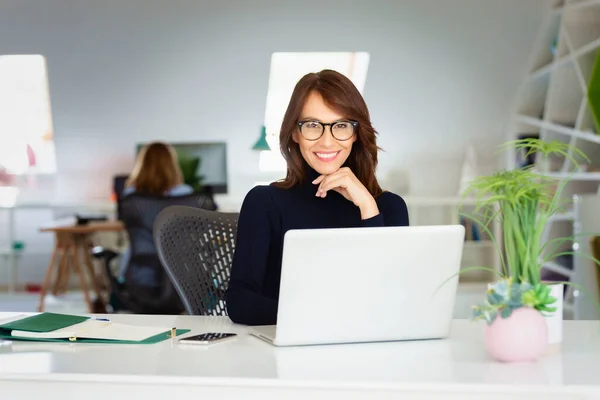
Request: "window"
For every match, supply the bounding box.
[259,52,370,172]
[0,55,56,178]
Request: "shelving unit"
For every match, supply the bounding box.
[507,0,600,318]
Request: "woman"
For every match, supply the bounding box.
[118,141,192,281]
[226,70,409,325]
[123,142,193,197]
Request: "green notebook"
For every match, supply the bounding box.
[0,313,190,344]
[0,313,89,333]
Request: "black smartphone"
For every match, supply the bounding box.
[178,332,237,345]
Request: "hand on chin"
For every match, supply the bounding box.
[312,167,370,206]
[310,165,380,220]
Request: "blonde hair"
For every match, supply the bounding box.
[125,142,184,196]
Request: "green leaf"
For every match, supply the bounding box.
[432,266,503,297]
[457,138,600,320]
[521,290,538,306]
[458,210,507,275]
[501,306,513,319]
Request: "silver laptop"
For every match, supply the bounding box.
[250,224,465,346]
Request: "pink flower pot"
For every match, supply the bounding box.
[484,307,548,362]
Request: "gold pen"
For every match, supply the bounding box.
[169,327,176,338]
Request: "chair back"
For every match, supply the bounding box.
[154,205,239,315]
[119,193,216,314]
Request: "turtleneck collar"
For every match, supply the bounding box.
[302,162,350,186]
[305,166,321,185]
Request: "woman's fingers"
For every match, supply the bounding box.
[312,175,326,184]
[313,168,355,198]
[317,176,349,197]
[311,167,374,209]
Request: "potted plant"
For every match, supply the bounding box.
[176,151,205,192]
[458,138,598,362]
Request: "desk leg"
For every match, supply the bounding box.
[52,245,70,296]
[69,245,93,312]
[76,236,105,307]
[81,241,105,302]
[38,242,60,312]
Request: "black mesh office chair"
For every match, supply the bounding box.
[153,206,239,315]
[94,193,217,314]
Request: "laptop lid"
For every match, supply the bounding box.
[273,225,465,346]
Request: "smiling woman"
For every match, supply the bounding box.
[295,94,359,175]
[225,69,410,326]
[259,52,370,172]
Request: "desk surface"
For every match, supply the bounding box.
[39,220,124,233]
[0,313,599,399]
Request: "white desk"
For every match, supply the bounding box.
[0,313,599,400]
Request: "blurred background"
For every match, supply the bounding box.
[1,0,598,320]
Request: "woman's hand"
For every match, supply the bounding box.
[312,167,379,220]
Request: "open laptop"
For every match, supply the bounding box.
[250,224,465,346]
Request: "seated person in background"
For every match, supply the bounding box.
[226,69,410,326]
[123,141,193,197]
[118,141,192,281]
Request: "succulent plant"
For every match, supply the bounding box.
[472,278,557,325]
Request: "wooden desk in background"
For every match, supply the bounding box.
[38,220,125,312]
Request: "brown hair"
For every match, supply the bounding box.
[273,69,383,197]
[125,142,184,196]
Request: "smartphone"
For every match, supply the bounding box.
[178,332,237,345]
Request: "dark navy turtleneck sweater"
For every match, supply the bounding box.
[225,169,410,326]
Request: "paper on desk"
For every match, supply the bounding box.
[10,319,170,342]
[0,314,28,327]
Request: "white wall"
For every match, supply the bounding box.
[0,0,552,201]
[0,0,551,284]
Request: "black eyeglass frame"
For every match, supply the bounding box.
[296,120,359,141]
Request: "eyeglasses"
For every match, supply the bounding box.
[297,120,358,141]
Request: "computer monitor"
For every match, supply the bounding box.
[135,142,228,194]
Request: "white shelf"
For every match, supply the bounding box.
[510,5,600,320]
[0,201,115,210]
[545,172,600,180]
[543,261,574,278]
[529,37,600,80]
[549,210,575,221]
[564,0,600,11]
[403,196,481,206]
[516,114,600,144]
